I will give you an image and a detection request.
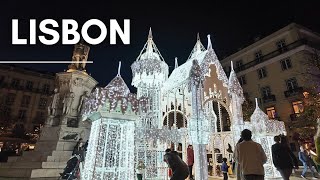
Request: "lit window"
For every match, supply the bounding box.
[292,101,304,114]
[238,75,246,86]
[281,58,292,70]
[266,107,277,119]
[257,67,267,79]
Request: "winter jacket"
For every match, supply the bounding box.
[187,148,194,166]
[164,151,189,174]
[221,162,229,173]
[234,140,267,175]
[271,143,298,169]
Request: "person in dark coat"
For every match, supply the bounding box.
[271,136,298,180]
[164,149,189,180]
[72,138,83,155]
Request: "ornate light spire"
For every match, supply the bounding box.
[187,33,206,60]
[131,28,168,86]
[228,61,244,101]
[174,57,179,69]
[148,27,153,39]
[207,34,212,50]
[117,61,122,76]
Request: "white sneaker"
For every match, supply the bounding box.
[312,177,318,179]
[301,175,307,179]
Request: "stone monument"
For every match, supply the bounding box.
[0,43,98,179]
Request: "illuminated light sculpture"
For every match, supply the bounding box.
[227,61,245,140]
[188,59,210,180]
[131,28,169,179]
[81,62,148,180]
[249,98,286,179]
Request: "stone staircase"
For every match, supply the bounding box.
[0,126,81,179]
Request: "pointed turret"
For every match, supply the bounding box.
[228,61,244,101]
[187,33,206,60]
[131,28,168,88]
[105,61,130,97]
[174,57,179,69]
[250,98,268,135]
[148,27,153,39]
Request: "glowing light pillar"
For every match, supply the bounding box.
[81,64,148,180]
[189,60,209,180]
[228,61,245,143]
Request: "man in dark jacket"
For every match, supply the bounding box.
[164,149,189,180]
[271,136,298,180]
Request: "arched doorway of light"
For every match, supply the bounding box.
[162,110,188,160]
[203,97,234,177]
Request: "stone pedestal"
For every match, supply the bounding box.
[0,124,90,179]
[0,61,97,179]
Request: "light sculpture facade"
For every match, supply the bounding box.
[131,28,169,179]
[248,98,286,179]
[79,29,283,180]
[81,65,148,180]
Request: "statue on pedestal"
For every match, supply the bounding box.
[48,88,60,117]
[63,92,75,115]
[78,91,89,113]
[68,43,90,71]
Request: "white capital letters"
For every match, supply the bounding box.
[81,19,107,45]
[39,19,60,45]
[30,19,36,44]
[12,19,27,44]
[62,19,80,44]
[110,19,130,45]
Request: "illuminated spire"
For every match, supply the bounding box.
[174,57,178,69]
[117,61,122,76]
[255,98,259,109]
[148,27,153,39]
[230,61,234,71]
[187,33,206,60]
[207,34,212,50]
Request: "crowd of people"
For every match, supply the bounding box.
[154,128,320,180]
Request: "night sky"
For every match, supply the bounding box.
[0,1,320,91]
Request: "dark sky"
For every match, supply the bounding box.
[0,1,320,91]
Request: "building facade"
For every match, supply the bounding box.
[0,65,55,134]
[221,23,320,150]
